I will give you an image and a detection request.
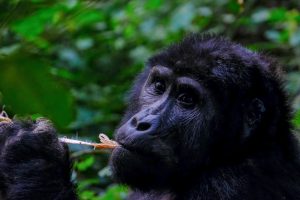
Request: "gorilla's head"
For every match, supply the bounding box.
[110,35,290,191]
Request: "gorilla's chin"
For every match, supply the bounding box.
[110,146,174,190]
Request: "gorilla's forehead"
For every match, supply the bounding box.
[147,53,235,84]
[146,36,268,86]
[148,51,214,77]
[149,64,209,83]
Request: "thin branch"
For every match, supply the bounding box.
[59,133,119,149]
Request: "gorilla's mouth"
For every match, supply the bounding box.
[118,142,134,152]
[117,141,158,158]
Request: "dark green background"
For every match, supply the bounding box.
[0,0,300,199]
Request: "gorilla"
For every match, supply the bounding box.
[1,34,300,200]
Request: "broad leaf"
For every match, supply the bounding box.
[0,53,74,128]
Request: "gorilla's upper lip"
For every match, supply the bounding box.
[117,141,156,157]
[118,142,140,153]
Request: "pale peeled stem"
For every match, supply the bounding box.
[59,133,120,149]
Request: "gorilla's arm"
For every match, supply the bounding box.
[0,119,77,200]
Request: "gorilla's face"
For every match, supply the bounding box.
[110,35,270,190]
[110,65,217,190]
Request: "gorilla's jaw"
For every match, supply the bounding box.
[110,146,177,190]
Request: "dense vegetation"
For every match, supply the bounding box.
[0,0,300,199]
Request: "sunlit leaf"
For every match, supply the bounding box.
[11,5,64,40]
[80,190,99,200]
[145,0,161,10]
[99,185,128,200]
[72,10,104,28]
[269,7,287,22]
[76,156,95,171]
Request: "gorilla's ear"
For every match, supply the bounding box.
[243,98,266,138]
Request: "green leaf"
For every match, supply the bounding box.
[227,0,241,14]
[72,10,104,28]
[145,0,161,10]
[11,5,64,40]
[99,185,128,200]
[80,190,99,200]
[0,53,74,128]
[31,113,44,120]
[293,110,300,129]
[76,156,95,171]
[269,7,287,22]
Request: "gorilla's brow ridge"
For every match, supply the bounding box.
[176,77,204,95]
[151,66,173,78]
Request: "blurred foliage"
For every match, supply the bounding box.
[0,0,300,199]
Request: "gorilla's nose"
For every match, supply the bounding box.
[129,113,159,133]
[115,111,160,144]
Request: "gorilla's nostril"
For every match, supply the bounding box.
[136,122,151,131]
[130,117,138,127]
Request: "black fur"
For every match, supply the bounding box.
[0,119,77,200]
[110,35,300,200]
[0,35,299,200]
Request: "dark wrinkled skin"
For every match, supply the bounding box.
[1,35,300,200]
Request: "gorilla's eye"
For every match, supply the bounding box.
[153,80,166,94]
[177,93,195,107]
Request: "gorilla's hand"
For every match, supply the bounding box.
[0,119,77,200]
